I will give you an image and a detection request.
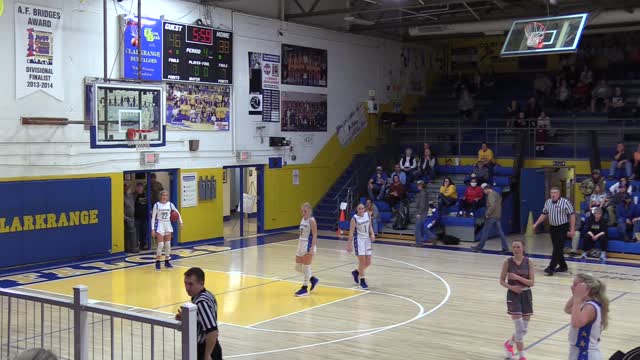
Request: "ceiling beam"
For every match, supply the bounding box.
[293,0,307,13]
[308,0,322,13]
[286,0,483,19]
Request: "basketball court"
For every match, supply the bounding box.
[3,232,638,359]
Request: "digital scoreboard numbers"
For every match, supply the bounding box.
[162,21,232,84]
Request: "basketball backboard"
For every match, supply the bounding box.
[89,83,165,149]
[500,13,588,57]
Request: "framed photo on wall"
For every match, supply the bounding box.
[281,44,327,87]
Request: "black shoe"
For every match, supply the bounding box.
[555,267,568,273]
[498,249,509,255]
[543,268,554,276]
[470,246,482,252]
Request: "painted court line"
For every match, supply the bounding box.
[246,291,369,327]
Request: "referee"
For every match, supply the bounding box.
[178,267,223,360]
[532,187,575,276]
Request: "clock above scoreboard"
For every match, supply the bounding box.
[162,21,232,84]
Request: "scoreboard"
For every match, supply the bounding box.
[162,21,232,84]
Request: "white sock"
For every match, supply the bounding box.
[519,350,526,358]
[164,241,171,260]
[156,241,164,258]
[303,265,311,286]
[295,263,303,273]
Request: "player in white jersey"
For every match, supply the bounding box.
[294,203,319,297]
[151,190,183,270]
[347,203,375,289]
[565,273,610,360]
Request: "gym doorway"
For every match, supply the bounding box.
[123,169,179,252]
[223,165,264,239]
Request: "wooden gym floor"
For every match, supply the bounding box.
[4,232,640,359]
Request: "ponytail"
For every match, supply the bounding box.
[576,273,610,330]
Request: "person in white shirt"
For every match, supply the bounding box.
[399,147,418,183]
[609,176,632,195]
[564,273,609,360]
[151,190,183,270]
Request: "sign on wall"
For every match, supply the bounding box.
[337,103,368,148]
[0,178,112,268]
[15,3,64,100]
[281,44,327,87]
[166,82,230,131]
[248,52,280,122]
[281,91,327,132]
[121,15,163,81]
[181,172,198,207]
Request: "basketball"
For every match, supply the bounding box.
[131,37,138,47]
[170,210,179,222]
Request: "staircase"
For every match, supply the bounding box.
[314,153,376,231]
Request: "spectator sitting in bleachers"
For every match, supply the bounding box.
[478,142,496,180]
[633,144,640,179]
[580,207,608,261]
[399,147,419,183]
[387,174,407,211]
[616,194,639,242]
[556,79,571,111]
[423,201,442,246]
[437,177,457,210]
[514,111,529,129]
[506,99,521,129]
[457,176,484,217]
[525,96,542,119]
[419,147,436,181]
[609,176,633,194]
[579,65,593,88]
[535,112,551,156]
[368,166,388,201]
[580,168,605,197]
[589,184,607,210]
[365,199,380,235]
[534,73,553,100]
[458,88,474,120]
[423,142,436,158]
[609,87,626,117]
[609,142,632,179]
[605,184,628,224]
[591,79,612,113]
[390,164,407,185]
[573,80,590,111]
[472,161,489,184]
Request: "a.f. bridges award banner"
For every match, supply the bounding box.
[15,3,64,100]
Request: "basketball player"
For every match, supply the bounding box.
[500,239,535,360]
[294,203,319,297]
[565,273,609,360]
[347,203,375,289]
[151,190,183,270]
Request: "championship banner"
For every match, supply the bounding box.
[337,103,367,147]
[248,52,280,122]
[15,3,64,100]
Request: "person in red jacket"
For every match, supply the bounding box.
[458,176,485,217]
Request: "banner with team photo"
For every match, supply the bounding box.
[281,44,327,87]
[337,103,367,148]
[15,3,64,100]
[281,92,327,132]
[249,52,280,122]
[166,83,230,131]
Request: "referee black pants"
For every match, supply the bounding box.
[548,224,569,271]
[197,341,223,360]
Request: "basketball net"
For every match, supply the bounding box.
[126,128,151,151]
[524,22,546,49]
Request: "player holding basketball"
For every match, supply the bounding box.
[151,190,183,270]
[500,239,535,360]
[294,203,319,297]
[565,273,609,360]
[347,203,375,289]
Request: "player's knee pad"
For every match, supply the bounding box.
[514,318,526,342]
[295,263,303,273]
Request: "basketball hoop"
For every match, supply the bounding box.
[126,128,153,151]
[524,22,546,49]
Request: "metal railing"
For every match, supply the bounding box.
[0,286,197,360]
[393,116,640,160]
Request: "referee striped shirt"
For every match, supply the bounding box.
[542,197,574,226]
[191,289,219,344]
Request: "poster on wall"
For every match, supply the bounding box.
[337,103,367,148]
[181,172,198,208]
[121,15,162,81]
[281,91,327,132]
[166,83,230,131]
[15,3,64,100]
[248,52,280,122]
[401,47,427,95]
[281,44,327,87]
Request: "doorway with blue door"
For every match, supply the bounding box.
[520,167,575,233]
[123,169,179,252]
[223,165,264,239]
